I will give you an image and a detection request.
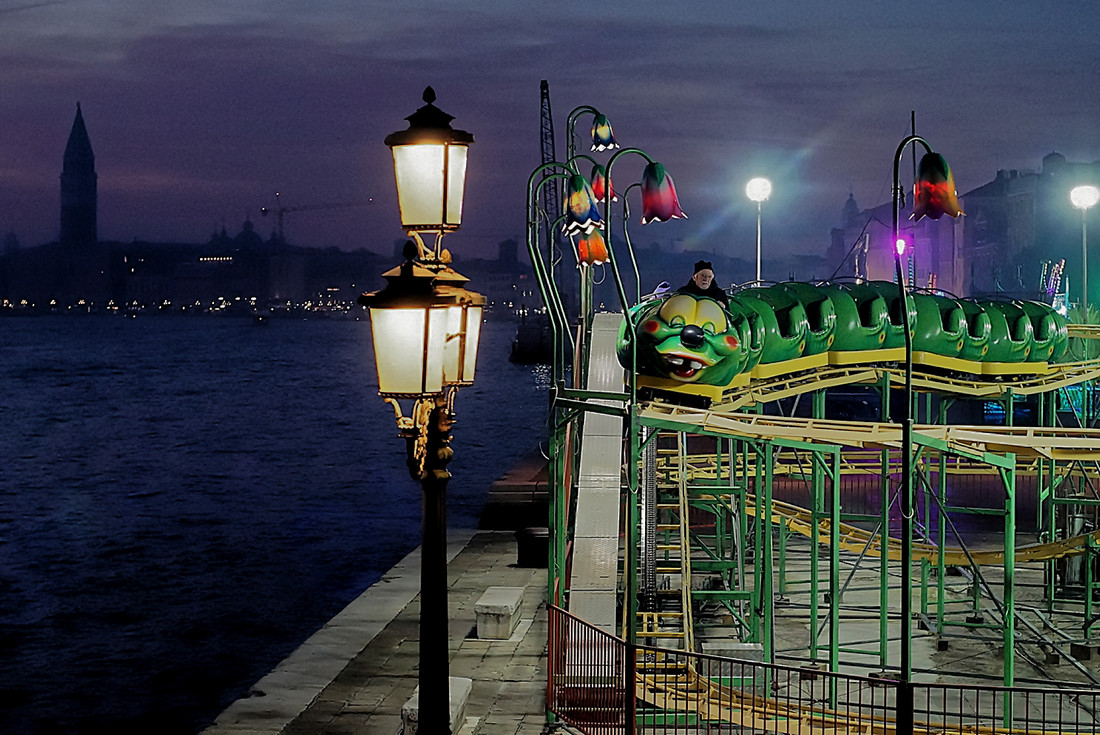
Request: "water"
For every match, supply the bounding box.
[0,315,548,734]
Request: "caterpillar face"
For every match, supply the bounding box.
[628,294,744,384]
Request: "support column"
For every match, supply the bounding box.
[418,398,454,734]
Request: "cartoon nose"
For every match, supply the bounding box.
[680,325,705,348]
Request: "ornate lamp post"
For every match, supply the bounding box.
[386,86,474,247]
[1070,184,1100,318]
[746,177,772,283]
[360,88,481,735]
[890,136,963,733]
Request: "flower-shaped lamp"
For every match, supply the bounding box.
[591,163,617,202]
[564,174,602,235]
[591,113,619,152]
[578,228,609,266]
[641,162,687,224]
[911,152,964,221]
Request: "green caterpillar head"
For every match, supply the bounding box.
[620,293,745,385]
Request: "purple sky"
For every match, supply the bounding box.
[1,1,1098,262]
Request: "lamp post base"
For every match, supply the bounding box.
[401,676,472,735]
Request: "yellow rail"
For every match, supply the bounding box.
[737,495,1100,565]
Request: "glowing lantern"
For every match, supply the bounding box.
[911,152,964,221]
[590,113,619,152]
[384,87,474,233]
[564,174,602,235]
[577,229,609,266]
[640,162,687,224]
[591,163,617,202]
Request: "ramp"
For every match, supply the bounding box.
[568,312,627,632]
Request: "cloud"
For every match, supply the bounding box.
[0,2,1098,257]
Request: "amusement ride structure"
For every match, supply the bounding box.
[527,95,1100,734]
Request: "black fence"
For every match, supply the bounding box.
[548,605,1100,734]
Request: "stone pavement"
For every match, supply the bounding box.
[203,530,561,735]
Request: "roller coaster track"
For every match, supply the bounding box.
[701,359,1100,414]
[638,404,1100,462]
[642,404,1100,558]
[740,494,1100,565]
[559,318,1100,733]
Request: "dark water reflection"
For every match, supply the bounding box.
[0,316,547,734]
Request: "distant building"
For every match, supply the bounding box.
[60,103,97,247]
[827,191,962,295]
[0,105,388,310]
[958,153,1100,302]
[829,154,1100,301]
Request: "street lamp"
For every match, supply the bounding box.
[360,88,481,735]
[890,136,962,734]
[1070,184,1100,318]
[746,177,772,283]
[385,86,474,254]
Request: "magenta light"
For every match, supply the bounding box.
[895,238,907,256]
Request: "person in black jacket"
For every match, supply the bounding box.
[677,260,729,307]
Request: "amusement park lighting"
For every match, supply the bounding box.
[1071,185,1099,314]
[746,177,772,283]
[890,134,963,734]
[1070,184,1100,211]
[745,177,772,203]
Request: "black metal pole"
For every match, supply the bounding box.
[892,134,930,735]
[417,395,454,734]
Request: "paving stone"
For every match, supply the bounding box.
[204,531,549,735]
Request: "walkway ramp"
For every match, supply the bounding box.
[568,312,626,633]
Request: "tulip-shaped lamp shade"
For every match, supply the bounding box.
[911,152,964,221]
[385,87,474,232]
[591,163,617,202]
[641,162,687,224]
[564,174,602,235]
[359,254,485,397]
[578,228,609,266]
[590,113,619,152]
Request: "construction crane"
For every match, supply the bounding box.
[260,193,373,244]
[539,81,565,290]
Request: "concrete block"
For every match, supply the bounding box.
[475,586,524,640]
[401,676,472,735]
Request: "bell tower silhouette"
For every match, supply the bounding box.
[60,103,97,246]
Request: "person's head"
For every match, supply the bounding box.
[692,260,715,289]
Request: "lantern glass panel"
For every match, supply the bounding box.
[423,306,449,392]
[392,144,444,230]
[370,307,432,395]
[445,144,468,227]
[439,305,464,385]
[391,143,467,231]
[462,305,482,383]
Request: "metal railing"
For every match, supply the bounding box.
[548,605,1100,734]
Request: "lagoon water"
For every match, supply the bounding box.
[0,315,548,734]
